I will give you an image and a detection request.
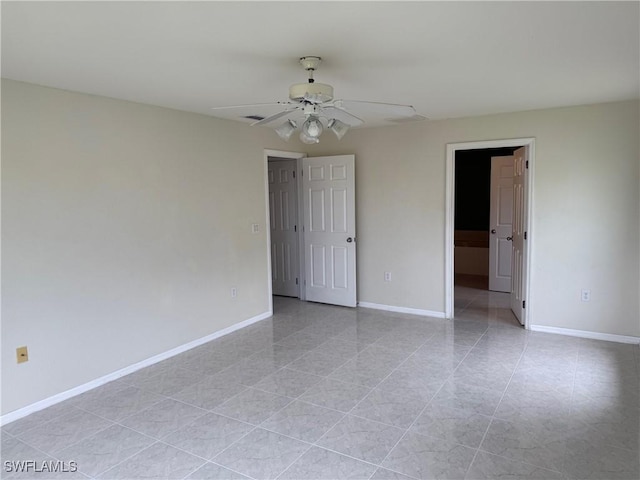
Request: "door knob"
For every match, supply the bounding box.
[491,229,496,234]
[507,236,513,241]
[346,237,354,243]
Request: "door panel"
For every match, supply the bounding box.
[489,156,514,292]
[332,246,348,289]
[310,189,325,231]
[511,148,526,325]
[303,155,356,307]
[268,159,299,297]
[331,189,347,232]
[311,244,326,287]
[497,239,512,277]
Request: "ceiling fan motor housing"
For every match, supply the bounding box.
[289,82,334,104]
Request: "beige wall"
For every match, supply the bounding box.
[304,100,640,337]
[455,247,489,276]
[1,80,289,414]
[454,231,489,276]
[2,79,638,415]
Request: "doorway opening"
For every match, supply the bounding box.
[264,150,358,314]
[268,157,301,299]
[264,150,306,316]
[454,147,518,291]
[445,138,535,329]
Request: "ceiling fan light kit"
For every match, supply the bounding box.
[211,55,424,144]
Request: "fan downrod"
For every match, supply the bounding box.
[300,56,321,83]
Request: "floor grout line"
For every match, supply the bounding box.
[375,323,492,475]
[473,447,565,475]
[463,328,529,479]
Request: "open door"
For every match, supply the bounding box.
[268,159,300,297]
[302,155,357,307]
[489,155,514,292]
[510,147,526,325]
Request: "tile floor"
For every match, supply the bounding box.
[2,287,639,479]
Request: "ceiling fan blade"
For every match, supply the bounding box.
[320,105,365,126]
[211,102,293,111]
[251,106,302,126]
[333,100,419,118]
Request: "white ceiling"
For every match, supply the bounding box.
[2,1,638,128]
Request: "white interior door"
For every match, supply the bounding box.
[268,159,299,297]
[510,147,526,325]
[303,155,357,307]
[489,155,514,292]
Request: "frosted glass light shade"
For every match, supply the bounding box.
[328,118,350,140]
[299,131,320,144]
[301,116,323,138]
[275,119,297,141]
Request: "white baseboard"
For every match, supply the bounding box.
[530,325,640,345]
[358,301,446,319]
[0,310,273,426]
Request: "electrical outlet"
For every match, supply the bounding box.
[16,346,28,364]
[384,272,392,282]
[251,224,260,234]
[231,287,237,298]
[581,289,591,302]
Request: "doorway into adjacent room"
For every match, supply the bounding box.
[454,147,518,291]
[446,139,534,328]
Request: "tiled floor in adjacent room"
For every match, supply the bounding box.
[2,287,639,479]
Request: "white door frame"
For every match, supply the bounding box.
[445,138,535,329]
[264,149,306,314]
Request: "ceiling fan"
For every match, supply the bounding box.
[211,56,426,144]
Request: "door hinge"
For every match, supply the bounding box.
[522,300,526,309]
[294,225,297,232]
[292,170,296,178]
[295,278,298,285]
[526,160,529,169]
[524,231,527,240]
